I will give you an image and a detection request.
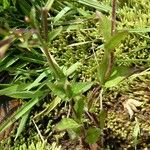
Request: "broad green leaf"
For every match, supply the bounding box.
[48,27,63,42]
[72,82,93,96]
[74,98,84,121]
[47,82,66,99]
[105,76,124,88]
[15,110,30,140]
[99,109,106,129]
[104,66,143,88]
[53,6,71,24]
[104,66,129,88]
[0,97,40,133]
[56,118,81,131]
[104,31,128,52]
[85,127,101,144]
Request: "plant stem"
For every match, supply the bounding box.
[41,46,65,79]
[105,0,116,81]
[111,0,116,35]
[41,8,48,41]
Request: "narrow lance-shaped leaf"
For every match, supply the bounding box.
[65,62,81,76]
[53,6,71,24]
[45,0,54,11]
[98,31,128,84]
[96,11,111,42]
[104,31,128,52]
[0,97,40,133]
[34,96,61,119]
[77,0,111,13]
[15,110,30,140]
[133,117,140,147]
[48,27,63,42]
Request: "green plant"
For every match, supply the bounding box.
[0,0,149,149]
[0,0,94,146]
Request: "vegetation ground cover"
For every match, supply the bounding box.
[0,0,149,149]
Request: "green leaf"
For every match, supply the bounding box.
[104,31,128,52]
[44,96,61,116]
[104,66,138,88]
[0,97,40,133]
[17,0,31,16]
[8,90,42,99]
[48,27,63,42]
[56,118,81,131]
[77,8,91,18]
[15,110,30,140]
[133,118,140,147]
[0,85,18,95]
[77,0,111,13]
[45,0,54,11]
[65,62,81,76]
[47,82,66,99]
[25,71,50,91]
[3,0,10,9]
[97,54,109,85]
[99,110,106,129]
[30,7,38,29]
[74,98,84,121]
[104,66,128,88]
[127,28,150,33]
[96,11,111,42]
[85,127,101,144]
[64,80,73,98]
[34,96,61,120]
[98,31,128,84]
[72,82,93,96]
[53,6,71,24]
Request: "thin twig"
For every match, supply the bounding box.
[32,119,45,143]
[99,87,103,110]
[85,111,99,127]
[67,103,72,118]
